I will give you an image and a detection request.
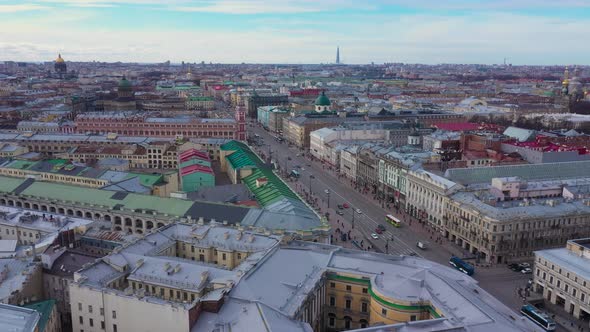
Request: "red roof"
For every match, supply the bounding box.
[180,164,214,176]
[504,139,588,155]
[179,149,210,163]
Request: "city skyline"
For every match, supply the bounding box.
[1,0,590,65]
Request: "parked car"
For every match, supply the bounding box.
[337,204,344,210]
[336,210,344,216]
[508,263,520,271]
[356,209,362,214]
[342,203,349,209]
[521,267,532,274]
[375,228,383,234]
[377,224,386,231]
[416,241,428,250]
[371,233,379,239]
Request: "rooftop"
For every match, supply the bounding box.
[0,303,40,332]
[445,161,590,186]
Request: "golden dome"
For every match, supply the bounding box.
[563,79,570,86]
[55,54,65,63]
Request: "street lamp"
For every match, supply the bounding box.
[324,189,330,208]
[309,174,315,195]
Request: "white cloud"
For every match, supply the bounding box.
[1,4,589,64]
[0,4,49,12]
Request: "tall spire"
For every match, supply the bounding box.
[336,46,340,64]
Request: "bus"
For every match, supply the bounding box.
[520,305,556,331]
[449,256,475,276]
[385,214,402,227]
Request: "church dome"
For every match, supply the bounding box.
[314,91,331,106]
[118,76,132,88]
[55,54,65,63]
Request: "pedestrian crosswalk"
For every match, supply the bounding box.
[381,230,421,257]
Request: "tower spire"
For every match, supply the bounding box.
[336,46,340,64]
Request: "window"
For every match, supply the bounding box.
[78,302,82,311]
[79,316,84,324]
[101,321,105,329]
[361,302,368,313]
[381,308,387,316]
[345,299,351,309]
[89,319,94,327]
[330,282,335,288]
[88,305,93,313]
[330,296,335,306]
[112,310,117,319]
[100,308,104,316]
[566,285,570,292]
[222,253,226,260]
[346,285,352,292]
[328,316,335,327]
[362,287,368,294]
[410,315,417,321]
[113,324,118,332]
[582,293,586,302]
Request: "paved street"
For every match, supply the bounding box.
[247,122,539,322]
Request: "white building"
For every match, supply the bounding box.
[405,169,461,230]
[309,127,389,164]
[534,238,590,325]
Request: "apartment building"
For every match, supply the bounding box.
[440,162,590,263]
[70,223,281,332]
[534,238,590,324]
[69,222,538,332]
[406,169,461,231]
[184,96,214,110]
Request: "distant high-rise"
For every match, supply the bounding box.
[336,46,340,64]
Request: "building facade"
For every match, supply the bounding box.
[534,238,590,324]
[75,112,244,140]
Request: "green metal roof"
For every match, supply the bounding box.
[118,76,132,88]
[23,299,56,332]
[221,141,262,170]
[220,140,302,207]
[314,91,331,106]
[124,172,164,187]
[0,176,194,217]
[6,160,35,170]
[243,168,300,207]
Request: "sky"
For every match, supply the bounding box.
[1,0,589,65]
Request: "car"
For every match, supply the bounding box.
[377,224,386,231]
[356,209,362,214]
[371,233,379,239]
[521,267,532,274]
[519,262,531,269]
[287,157,292,160]
[337,204,344,210]
[324,189,330,194]
[508,263,520,271]
[301,168,305,171]
[336,210,344,216]
[342,203,349,209]
[375,228,383,234]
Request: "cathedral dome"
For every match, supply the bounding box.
[119,76,132,88]
[314,91,331,106]
[55,54,65,63]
